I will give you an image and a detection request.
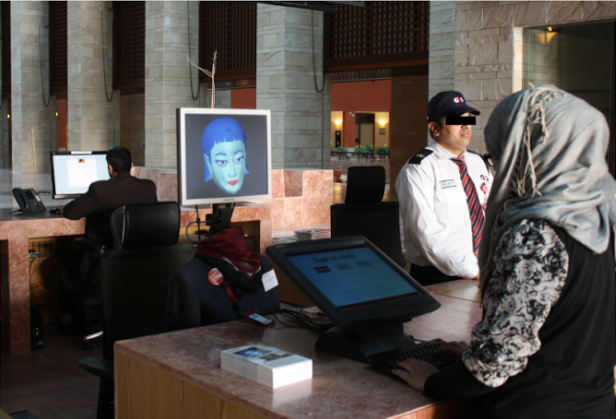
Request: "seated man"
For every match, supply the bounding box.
[395,91,492,285]
[58,145,157,335]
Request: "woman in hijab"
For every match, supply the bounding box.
[393,84,616,418]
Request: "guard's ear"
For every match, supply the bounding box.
[428,121,440,138]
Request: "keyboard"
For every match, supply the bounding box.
[368,339,458,373]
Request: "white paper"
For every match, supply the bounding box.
[262,269,279,292]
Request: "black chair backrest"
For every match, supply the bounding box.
[111,201,180,250]
[345,166,386,204]
[101,243,195,359]
[332,165,404,267]
[331,201,404,268]
[101,201,194,359]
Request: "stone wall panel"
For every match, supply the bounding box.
[483,4,514,28]
[458,80,483,101]
[469,42,498,66]
[456,9,484,32]
[546,1,584,23]
[585,2,616,20]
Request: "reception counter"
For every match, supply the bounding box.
[115,280,482,419]
[0,203,271,355]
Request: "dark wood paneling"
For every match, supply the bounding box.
[113,1,145,92]
[200,2,257,82]
[49,1,67,95]
[326,1,429,78]
[1,1,10,98]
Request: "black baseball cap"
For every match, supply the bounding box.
[427,91,480,122]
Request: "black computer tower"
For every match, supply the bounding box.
[30,304,45,350]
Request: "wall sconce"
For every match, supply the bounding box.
[335,120,342,126]
[536,27,558,45]
[379,120,387,128]
[55,112,59,117]
[6,114,10,119]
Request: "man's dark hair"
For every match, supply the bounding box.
[106,145,132,174]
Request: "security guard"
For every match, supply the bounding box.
[395,91,492,285]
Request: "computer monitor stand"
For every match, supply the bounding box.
[315,322,416,363]
[206,203,234,237]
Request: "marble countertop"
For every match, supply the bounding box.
[115,280,481,419]
[0,207,72,223]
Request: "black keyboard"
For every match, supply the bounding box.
[368,339,458,373]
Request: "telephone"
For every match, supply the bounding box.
[12,188,47,215]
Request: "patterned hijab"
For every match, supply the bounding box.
[479,84,616,287]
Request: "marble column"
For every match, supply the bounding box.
[428,1,456,100]
[144,1,200,169]
[67,1,114,153]
[256,4,331,170]
[11,1,57,175]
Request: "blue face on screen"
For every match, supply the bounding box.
[179,109,271,207]
[201,117,250,195]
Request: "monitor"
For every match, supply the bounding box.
[50,151,111,200]
[266,236,441,363]
[176,108,272,207]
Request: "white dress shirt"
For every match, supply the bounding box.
[395,139,492,278]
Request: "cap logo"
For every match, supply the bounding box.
[453,96,464,103]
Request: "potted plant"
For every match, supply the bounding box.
[377,144,390,162]
[331,146,347,160]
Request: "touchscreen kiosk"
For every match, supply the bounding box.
[50,151,110,199]
[266,236,440,363]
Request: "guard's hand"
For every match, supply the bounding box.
[392,358,439,393]
[436,341,469,357]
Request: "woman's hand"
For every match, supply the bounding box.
[392,358,439,392]
[436,341,469,357]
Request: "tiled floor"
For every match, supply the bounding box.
[0,326,101,419]
[0,169,399,419]
[1,169,99,418]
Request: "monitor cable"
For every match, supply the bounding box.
[184,205,204,244]
[187,0,200,101]
[274,308,332,335]
[100,8,114,103]
[311,11,324,94]
[38,24,51,108]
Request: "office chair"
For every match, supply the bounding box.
[330,166,405,268]
[79,201,195,419]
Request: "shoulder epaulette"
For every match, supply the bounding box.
[408,148,433,165]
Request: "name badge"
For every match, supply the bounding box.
[262,270,279,292]
[439,179,456,189]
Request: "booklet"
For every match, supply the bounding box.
[220,343,313,388]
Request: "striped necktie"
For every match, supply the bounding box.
[450,156,485,256]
